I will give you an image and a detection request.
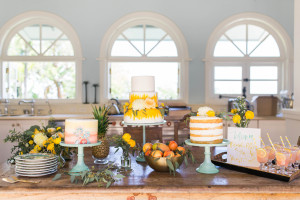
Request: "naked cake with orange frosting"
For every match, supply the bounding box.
[189,107,223,144]
[124,76,164,123]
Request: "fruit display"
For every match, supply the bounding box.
[143,141,188,173]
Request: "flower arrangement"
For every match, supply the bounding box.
[4,122,69,163]
[123,98,166,117]
[229,96,254,128]
[113,133,137,158]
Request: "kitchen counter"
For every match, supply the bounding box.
[0,147,299,200]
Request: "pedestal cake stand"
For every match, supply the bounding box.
[60,141,101,174]
[123,120,166,162]
[185,139,230,174]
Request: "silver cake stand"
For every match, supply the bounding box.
[122,120,166,162]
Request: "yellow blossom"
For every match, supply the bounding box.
[31,135,35,138]
[19,151,23,155]
[54,137,61,145]
[122,133,131,143]
[231,109,238,114]
[128,139,136,148]
[34,145,40,152]
[47,128,56,133]
[58,132,64,139]
[29,140,34,145]
[30,149,38,154]
[245,110,254,120]
[34,128,40,134]
[56,127,61,131]
[232,114,241,124]
[206,110,215,117]
[47,143,55,151]
[124,102,129,107]
[161,103,165,107]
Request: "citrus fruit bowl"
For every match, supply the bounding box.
[145,155,184,172]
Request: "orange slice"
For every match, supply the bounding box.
[256,148,267,158]
[276,152,286,164]
[284,148,291,152]
[265,146,272,150]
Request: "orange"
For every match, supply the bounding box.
[163,151,175,157]
[175,153,181,157]
[145,149,152,157]
[168,141,178,151]
[143,143,153,153]
[177,146,186,155]
[256,148,267,158]
[276,152,286,165]
[151,150,163,158]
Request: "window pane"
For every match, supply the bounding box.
[145,25,167,54]
[225,25,246,55]
[250,66,278,80]
[214,66,242,80]
[214,81,242,94]
[18,24,40,54]
[247,25,268,54]
[122,25,144,54]
[44,34,74,56]
[111,35,141,56]
[250,81,277,94]
[110,62,179,99]
[147,35,177,57]
[250,35,280,57]
[7,34,38,56]
[214,35,244,57]
[3,62,75,99]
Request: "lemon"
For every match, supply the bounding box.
[256,148,267,157]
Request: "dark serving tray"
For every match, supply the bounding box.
[212,152,300,182]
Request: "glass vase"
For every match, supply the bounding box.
[121,155,131,169]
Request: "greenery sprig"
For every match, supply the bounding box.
[92,105,110,138]
[230,96,254,128]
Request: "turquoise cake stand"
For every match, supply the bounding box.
[185,139,230,174]
[123,120,166,162]
[60,141,101,174]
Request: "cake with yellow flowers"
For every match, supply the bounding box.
[189,107,223,144]
[65,119,98,144]
[124,76,164,123]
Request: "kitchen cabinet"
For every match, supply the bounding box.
[0,119,48,163]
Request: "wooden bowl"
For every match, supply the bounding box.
[145,155,184,172]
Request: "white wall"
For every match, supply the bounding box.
[0,0,294,104]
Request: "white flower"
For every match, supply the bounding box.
[47,128,56,134]
[33,133,48,147]
[197,106,214,117]
[132,99,146,111]
[25,143,29,147]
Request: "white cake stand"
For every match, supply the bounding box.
[122,120,166,162]
[60,141,101,174]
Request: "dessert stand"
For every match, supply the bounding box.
[123,120,166,162]
[185,139,230,174]
[60,141,101,174]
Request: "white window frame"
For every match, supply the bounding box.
[0,11,84,104]
[205,12,293,105]
[98,12,190,104]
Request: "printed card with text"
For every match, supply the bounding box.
[227,127,261,167]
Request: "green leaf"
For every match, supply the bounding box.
[106,181,112,188]
[71,175,76,183]
[166,159,174,171]
[154,157,160,161]
[52,173,61,181]
[115,174,125,179]
[184,156,188,166]
[175,161,179,170]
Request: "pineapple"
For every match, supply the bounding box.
[92,105,110,138]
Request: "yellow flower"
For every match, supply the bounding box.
[128,139,136,148]
[232,114,241,124]
[231,109,238,114]
[34,145,40,152]
[54,137,61,145]
[58,132,64,139]
[34,133,48,147]
[29,140,34,145]
[122,133,131,143]
[34,128,40,134]
[43,140,47,147]
[124,102,129,107]
[56,127,61,131]
[245,110,254,120]
[47,128,56,133]
[31,135,35,138]
[29,149,38,154]
[47,143,55,151]
[19,151,23,155]
[206,110,215,117]
[161,103,165,107]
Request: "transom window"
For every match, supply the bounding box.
[0,12,82,102]
[100,12,190,103]
[205,13,292,104]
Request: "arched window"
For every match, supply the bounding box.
[0,11,83,102]
[99,12,190,103]
[205,13,293,104]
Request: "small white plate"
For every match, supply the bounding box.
[16,159,58,165]
[15,153,57,162]
[16,169,57,177]
[16,167,57,173]
[16,162,58,170]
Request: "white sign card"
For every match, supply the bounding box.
[227,127,261,167]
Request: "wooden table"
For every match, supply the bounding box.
[1,147,300,200]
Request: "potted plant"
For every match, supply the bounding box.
[92,105,110,164]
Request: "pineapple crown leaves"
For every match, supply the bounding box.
[92,105,110,138]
